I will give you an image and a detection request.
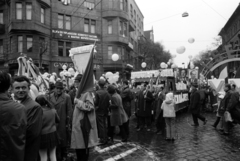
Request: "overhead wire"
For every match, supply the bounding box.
[200,0,226,20]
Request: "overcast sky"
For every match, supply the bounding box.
[136,0,240,67]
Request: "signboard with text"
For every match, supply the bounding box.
[52,30,100,41]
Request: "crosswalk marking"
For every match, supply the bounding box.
[95,142,124,153]
[104,147,138,161]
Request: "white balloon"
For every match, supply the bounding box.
[195,67,199,70]
[165,64,168,68]
[160,62,165,68]
[176,46,186,54]
[190,63,195,69]
[141,62,147,68]
[62,64,67,70]
[112,54,119,61]
[188,55,193,59]
[68,68,75,76]
[105,72,113,78]
[172,54,177,58]
[60,71,64,77]
[171,64,177,68]
[188,38,195,44]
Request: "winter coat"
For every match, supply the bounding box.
[155,91,165,119]
[109,93,128,126]
[121,86,133,117]
[189,89,202,114]
[161,93,176,118]
[227,91,240,124]
[95,88,111,116]
[137,89,154,117]
[21,96,43,161]
[71,92,98,149]
[49,92,73,147]
[0,93,27,161]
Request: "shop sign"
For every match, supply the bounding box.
[8,59,49,65]
[52,30,100,41]
[53,62,74,68]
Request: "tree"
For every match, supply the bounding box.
[138,39,171,70]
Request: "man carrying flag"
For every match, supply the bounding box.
[70,44,98,161]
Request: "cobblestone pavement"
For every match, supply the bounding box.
[89,111,240,161]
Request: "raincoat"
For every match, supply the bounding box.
[137,89,154,117]
[161,93,176,118]
[71,92,98,149]
[0,93,27,161]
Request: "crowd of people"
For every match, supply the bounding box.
[1,69,240,161]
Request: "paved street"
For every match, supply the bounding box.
[89,111,240,161]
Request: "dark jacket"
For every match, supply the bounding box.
[68,88,77,106]
[0,93,27,161]
[137,89,154,117]
[21,96,43,161]
[155,91,165,119]
[227,91,240,123]
[221,90,232,111]
[49,92,73,147]
[189,89,202,114]
[121,86,133,117]
[95,88,110,116]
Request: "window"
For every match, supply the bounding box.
[119,21,123,35]
[120,0,124,10]
[130,5,133,18]
[66,42,71,57]
[117,47,121,60]
[108,46,113,59]
[108,20,112,34]
[134,10,136,22]
[109,0,113,9]
[58,41,64,56]
[41,8,45,23]
[18,36,23,52]
[16,3,23,20]
[91,20,96,33]
[0,39,3,54]
[84,18,89,32]
[122,47,125,60]
[58,14,64,29]
[9,37,12,53]
[0,11,3,24]
[27,36,33,52]
[84,1,95,9]
[123,22,127,37]
[26,3,32,20]
[65,15,71,30]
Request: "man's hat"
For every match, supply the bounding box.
[98,79,106,86]
[55,81,64,89]
[191,82,198,88]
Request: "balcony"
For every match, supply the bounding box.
[129,20,135,32]
[0,24,5,34]
[37,0,51,8]
[102,10,129,20]
[102,34,129,45]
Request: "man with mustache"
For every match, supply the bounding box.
[12,76,43,161]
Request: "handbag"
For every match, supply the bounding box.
[224,111,233,122]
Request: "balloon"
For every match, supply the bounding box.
[176,46,186,54]
[190,63,195,69]
[195,67,199,70]
[167,62,171,65]
[188,55,193,60]
[188,38,195,44]
[62,64,67,70]
[105,72,113,78]
[165,64,168,68]
[182,12,189,17]
[171,64,177,68]
[168,59,172,63]
[172,54,177,58]
[68,68,75,76]
[65,71,71,77]
[141,62,147,68]
[60,71,64,77]
[160,62,165,68]
[112,54,119,61]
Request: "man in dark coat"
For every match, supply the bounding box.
[0,71,27,161]
[95,79,110,144]
[189,83,207,127]
[121,80,133,138]
[49,81,73,161]
[12,76,43,161]
[137,84,154,131]
[221,84,235,135]
[154,86,165,134]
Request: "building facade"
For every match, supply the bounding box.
[0,0,144,78]
[218,4,240,77]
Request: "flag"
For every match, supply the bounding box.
[219,66,228,79]
[76,47,94,98]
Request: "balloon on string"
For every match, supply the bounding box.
[141,62,147,68]
[195,66,199,70]
[188,38,195,44]
[105,72,113,78]
[176,46,186,54]
[68,68,75,76]
[160,62,165,68]
[112,54,119,61]
[59,71,64,77]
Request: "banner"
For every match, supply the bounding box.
[208,79,225,93]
